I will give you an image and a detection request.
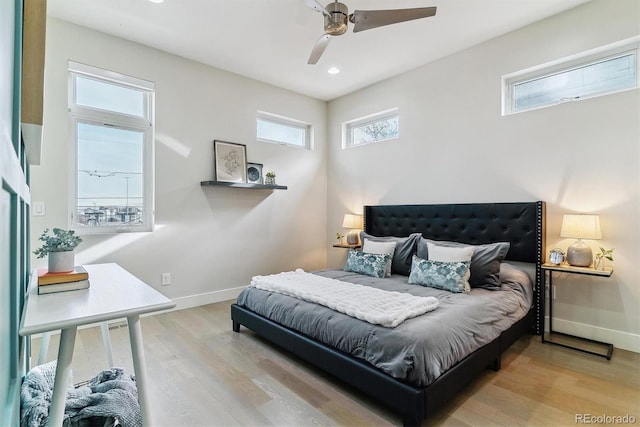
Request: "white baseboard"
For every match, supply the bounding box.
[170,286,246,311]
[546,317,640,353]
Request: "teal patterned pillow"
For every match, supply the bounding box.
[408,255,471,294]
[344,250,390,278]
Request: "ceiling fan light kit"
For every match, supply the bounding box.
[305,0,437,65]
[325,2,349,35]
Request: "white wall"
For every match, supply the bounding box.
[31,18,328,309]
[327,0,640,352]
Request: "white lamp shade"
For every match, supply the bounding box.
[342,214,363,229]
[560,214,602,240]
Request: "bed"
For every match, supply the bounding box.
[231,202,546,426]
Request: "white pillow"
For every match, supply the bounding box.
[362,239,397,277]
[426,242,474,293]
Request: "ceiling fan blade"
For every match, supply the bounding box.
[308,33,331,64]
[303,0,330,17]
[350,7,436,33]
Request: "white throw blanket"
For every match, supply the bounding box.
[251,269,439,328]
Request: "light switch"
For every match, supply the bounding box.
[33,201,45,216]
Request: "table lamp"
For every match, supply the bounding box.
[343,214,363,245]
[560,214,601,267]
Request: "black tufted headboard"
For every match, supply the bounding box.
[364,202,546,334]
[364,202,545,263]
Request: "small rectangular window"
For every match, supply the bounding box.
[75,75,147,118]
[343,108,399,148]
[256,111,312,149]
[504,37,639,115]
[68,61,154,234]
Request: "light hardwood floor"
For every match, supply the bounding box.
[31,300,639,427]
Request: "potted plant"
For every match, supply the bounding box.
[265,171,276,185]
[34,228,82,273]
[594,247,613,270]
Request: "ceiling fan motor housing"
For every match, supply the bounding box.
[324,2,348,35]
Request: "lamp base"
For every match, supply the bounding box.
[346,231,359,245]
[566,240,593,267]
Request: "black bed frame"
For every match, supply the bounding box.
[231,202,546,426]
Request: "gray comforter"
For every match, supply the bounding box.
[236,263,533,387]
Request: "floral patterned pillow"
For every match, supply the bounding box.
[408,255,471,294]
[344,250,390,278]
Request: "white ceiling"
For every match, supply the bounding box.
[47,0,590,101]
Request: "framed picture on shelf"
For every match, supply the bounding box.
[247,163,263,184]
[213,140,247,183]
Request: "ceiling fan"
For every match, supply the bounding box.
[304,0,437,65]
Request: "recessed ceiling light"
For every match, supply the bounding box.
[328,67,340,75]
[149,0,164,3]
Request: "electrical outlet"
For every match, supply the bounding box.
[161,273,171,286]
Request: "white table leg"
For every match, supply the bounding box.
[100,322,114,368]
[127,314,151,426]
[37,331,51,365]
[47,326,77,427]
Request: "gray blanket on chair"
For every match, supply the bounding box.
[20,360,141,427]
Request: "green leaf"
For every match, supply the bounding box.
[33,228,82,257]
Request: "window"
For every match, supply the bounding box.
[343,108,399,148]
[503,37,639,115]
[256,111,312,149]
[68,61,155,233]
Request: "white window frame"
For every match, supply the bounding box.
[342,108,399,149]
[503,36,639,115]
[68,61,155,234]
[256,110,313,150]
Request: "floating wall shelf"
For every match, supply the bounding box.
[200,181,287,190]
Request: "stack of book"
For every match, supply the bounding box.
[37,266,90,294]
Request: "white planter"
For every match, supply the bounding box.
[48,250,75,273]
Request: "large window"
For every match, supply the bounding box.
[343,108,399,148]
[503,37,639,115]
[68,61,154,233]
[256,111,312,149]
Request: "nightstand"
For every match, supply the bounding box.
[332,243,361,249]
[541,263,614,359]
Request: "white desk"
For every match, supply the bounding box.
[20,263,175,427]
